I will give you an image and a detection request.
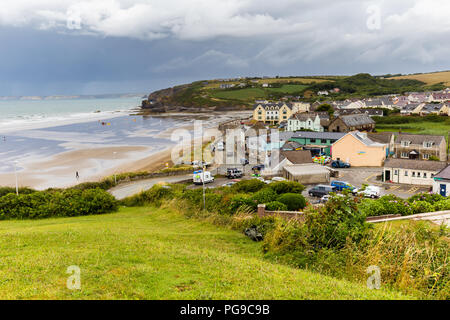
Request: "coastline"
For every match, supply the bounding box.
[0,110,251,190]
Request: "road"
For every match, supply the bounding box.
[109,174,192,200]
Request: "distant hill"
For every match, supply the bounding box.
[391,71,450,87]
[141,73,442,112]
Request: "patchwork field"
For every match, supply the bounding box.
[0,207,409,300]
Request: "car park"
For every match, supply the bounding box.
[331,180,355,192]
[331,160,351,168]
[308,185,337,197]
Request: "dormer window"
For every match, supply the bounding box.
[401,141,410,147]
[423,142,433,148]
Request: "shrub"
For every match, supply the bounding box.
[410,200,435,215]
[408,193,444,204]
[0,187,36,198]
[251,188,277,204]
[121,184,174,207]
[269,181,305,194]
[231,179,266,193]
[0,188,118,220]
[277,193,307,211]
[265,201,288,211]
[359,195,413,217]
[229,194,257,213]
[433,199,450,211]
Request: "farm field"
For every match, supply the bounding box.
[211,84,308,102]
[392,71,450,87]
[0,206,409,300]
[376,121,450,137]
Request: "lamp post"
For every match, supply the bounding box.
[13,161,18,196]
[113,152,117,185]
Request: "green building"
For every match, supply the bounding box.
[289,131,346,156]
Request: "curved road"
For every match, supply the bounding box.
[109,175,192,200]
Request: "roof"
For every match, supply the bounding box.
[291,131,346,140]
[292,112,329,122]
[367,132,394,144]
[347,132,386,147]
[384,159,447,171]
[280,150,313,164]
[283,164,331,175]
[337,114,375,126]
[396,133,445,145]
[253,102,293,110]
[434,165,450,180]
[281,141,302,150]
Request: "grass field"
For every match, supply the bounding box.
[392,71,450,87]
[0,207,410,300]
[211,84,308,102]
[376,121,450,137]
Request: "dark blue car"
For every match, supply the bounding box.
[331,181,355,192]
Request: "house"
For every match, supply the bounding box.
[317,90,329,96]
[368,132,395,156]
[283,164,331,184]
[291,101,310,113]
[431,92,450,102]
[219,83,234,89]
[328,114,375,133]
[331,131,387,167]
[334,109,363,117]
[362,109,384,117]
[340,100,365,110]
[400,103,424,115]
[420,103,449,116]
[287,112,330,132]
[383,159,447,186]
[393,133,447,161]
[432,164,450,196]
[262,83,270,88]
[262,150,313,176]
[253,102,294,124]
[281,141,303,151]
[289,131,346,156]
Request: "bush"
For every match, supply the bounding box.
[408,193,444,204]
[277,193,307,211]
[0,188,118,220]
[434,199,450,211]
[231,179,266,193]
[251,188,277,204]
[265,201,288,211]
[410,201,435,215]
[359,195,413,217]
[121,184,175,207]
[269,181,305,194]
[229,194,257,213]
[0,187,36,198]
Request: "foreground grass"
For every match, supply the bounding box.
[0,207,411,299]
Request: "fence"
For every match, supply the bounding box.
[257,204,305,221]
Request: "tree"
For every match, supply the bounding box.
[316,103,334,117]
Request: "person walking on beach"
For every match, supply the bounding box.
[76,171,80,181]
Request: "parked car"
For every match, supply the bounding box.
[271,177,287,182]
[352,185,381,198]
[313,155,331,164]
[308,185,337,197]
[331,160,351,168]
[331,180,355,192]
[226,168,243,179]
[193,170,214,185]
[252,164,265,171]
[240,158,249,165]
[320,193,344,203]
[222,181,237,187]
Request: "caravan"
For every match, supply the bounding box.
[193,170,215,185]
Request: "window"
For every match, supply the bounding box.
[401,152,409,158]
[394,170,399,175]
[417,172,421,178]
[423,173,427,178]
[423,154,430,160]
[405,171,408,176]
[412,172,416,177]
[310,139,316,143]
[401,141,410,147]
[258,111,262,115]
[423,142,433,148]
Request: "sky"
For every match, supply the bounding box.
[0,0,449,96]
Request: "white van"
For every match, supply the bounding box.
[193,170,214,185]
[353,185,381,198]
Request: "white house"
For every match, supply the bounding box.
[383,159,447,186]
[287,112,329,132]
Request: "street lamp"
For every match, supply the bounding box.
[13,161,18,195]
[113,152,117,185]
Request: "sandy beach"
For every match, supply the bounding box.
[0,110,251,190]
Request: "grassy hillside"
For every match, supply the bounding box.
[374,115,450,137]
[391,71,450,87]
[0,207,409,300]
[143,73,439,111]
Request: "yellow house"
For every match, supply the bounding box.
[253,102,294,124]
[331,131,387,167]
